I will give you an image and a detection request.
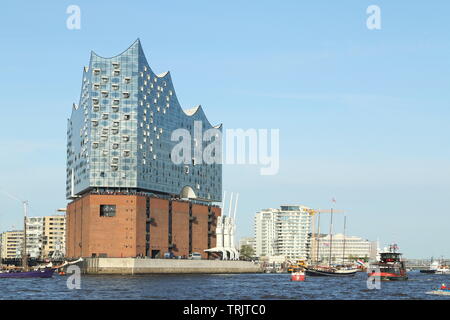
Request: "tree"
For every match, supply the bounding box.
[240,245,255,260]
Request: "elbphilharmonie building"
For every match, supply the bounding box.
[66,40,222,259]
[66,39,222,202]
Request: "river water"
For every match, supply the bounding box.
[1,271,449,300]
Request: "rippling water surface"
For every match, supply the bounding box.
[1,271,449,300]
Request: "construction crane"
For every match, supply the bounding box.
[305,208,345,265]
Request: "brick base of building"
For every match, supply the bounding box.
[66,194,221,259]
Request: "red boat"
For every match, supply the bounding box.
[368,244,408,281]
[290,268,305,281]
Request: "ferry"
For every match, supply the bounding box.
[368,244,408,281]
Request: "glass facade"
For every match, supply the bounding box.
[67,40,222,202]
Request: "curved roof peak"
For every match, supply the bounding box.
[183,105,202,116]
[90,38,141,59]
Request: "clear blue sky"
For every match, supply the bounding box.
[0,1,449,258]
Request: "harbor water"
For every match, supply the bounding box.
[1,271,449,300]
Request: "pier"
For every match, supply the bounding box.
[76,258,263,275]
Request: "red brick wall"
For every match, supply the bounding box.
[149,198,169,257]
[192,204,209,259]
[171,201,190,257]
[135,196,147,257]
[210,207,222,249]
[66,194,218,259]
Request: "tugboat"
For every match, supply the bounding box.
[368,244,408,281]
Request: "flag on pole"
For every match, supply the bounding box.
[331,197,336,203]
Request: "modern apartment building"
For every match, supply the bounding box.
[26,217,44,259]
[254,206,312,261]
[66,40,222,259]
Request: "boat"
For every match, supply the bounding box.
[435,265,450,275]
[305,266,358,277]
[0,268,54,279]
[420,258,450,275]
[290,269,305,281]
[426,290,450,296]
[367,244,408,281]
[426,284,450,296]
[307,208,358,277]
[420,259,439,274]
[287,260,307,273]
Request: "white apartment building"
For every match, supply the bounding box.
[254,205,312,261]
[313,233,374,263]
[26,217,44,259]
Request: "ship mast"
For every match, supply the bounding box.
[328,207,333,267]
[316,213,321,264]
[22,200,28,272]
[342,215,347,265]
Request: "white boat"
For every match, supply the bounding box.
[435,267,450,275]
[426,290,450,296]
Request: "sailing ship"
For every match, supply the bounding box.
[306,208,358,277]
[0,201,55,279]
[367,244,408,281]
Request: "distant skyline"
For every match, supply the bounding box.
[0,1,449,258]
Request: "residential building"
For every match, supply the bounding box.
[26,217,44,259]
[254,205,312,261]
[312,233,374,263]
[42,215,66,258]
[0,230,24,259]
[239,237,255,251]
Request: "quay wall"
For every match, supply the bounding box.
[79,258,262,274]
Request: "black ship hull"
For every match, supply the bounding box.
[305,268,358,277]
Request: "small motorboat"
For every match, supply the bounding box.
[290,269,305,281]
[426,284,450,296]
[426,289,450,296]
